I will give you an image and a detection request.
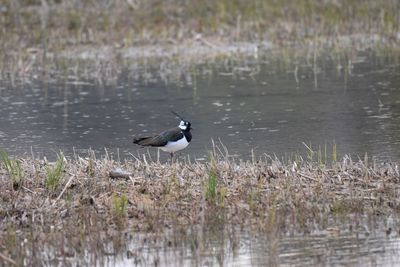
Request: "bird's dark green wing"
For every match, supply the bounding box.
[133,127,183,147]
[159,127,184,142]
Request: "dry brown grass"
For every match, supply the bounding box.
[0,148,399,265]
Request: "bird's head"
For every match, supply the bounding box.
[172,110,192,131]
[179,120,191,131]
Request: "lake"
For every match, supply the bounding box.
[0,51,399,162]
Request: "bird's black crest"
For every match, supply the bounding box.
[171,110,185,121]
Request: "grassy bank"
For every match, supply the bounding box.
[2,0,399,48]
[1,0,399,84]
[0,148,399,265]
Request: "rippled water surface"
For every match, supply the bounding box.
[1,52,400,162]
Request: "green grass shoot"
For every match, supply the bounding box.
[205,171,217,202]
[45,153,65,192]
[113,193,128,216]
[0,148,23,189]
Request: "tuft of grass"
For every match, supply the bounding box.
[303,142,315,162]
[332,142,337,164]
[302,142,339,166]
[113,193,128,217]
[0,149,23,189]
[204,170,226,206]
[205,171,218,202]
[87,158,95,177]
[330,198,363,215]
[45,153,65,192]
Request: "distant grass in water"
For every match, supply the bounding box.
[1,0,398,46]
[45,153,65,192]
[0,149,23,189]
[1,1,399,70]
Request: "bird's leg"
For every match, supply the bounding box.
[170,152,174,164]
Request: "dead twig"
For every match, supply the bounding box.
[298,172,319,182]
[54,175,75,204]
[0,252,17,266]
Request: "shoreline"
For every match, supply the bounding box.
[2,33,399,87]
[2,1,400,83]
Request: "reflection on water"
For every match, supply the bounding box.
[14,208,400,267]
[0,51,400,161]
[110,231,400,266]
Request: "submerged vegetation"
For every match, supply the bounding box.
[0,147,399,265]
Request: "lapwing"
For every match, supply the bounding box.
[133,111,192,161]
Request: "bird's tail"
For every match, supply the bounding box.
[133,137,153,146]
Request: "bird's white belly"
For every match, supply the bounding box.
[160,137,189,153]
